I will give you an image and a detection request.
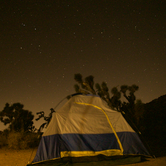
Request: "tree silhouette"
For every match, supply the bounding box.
[74,74,96,95]
[120,84,139,116]
[36,108,55,132]
[134,99,145,127]
[73,73,139,114]
[0,103,34,132]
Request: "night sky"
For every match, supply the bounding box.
[0,1,166,130]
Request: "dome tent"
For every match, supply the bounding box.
[28,94,150,165]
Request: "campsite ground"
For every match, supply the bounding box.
[0,148,166,166]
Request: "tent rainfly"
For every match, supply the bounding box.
[29,94,150,165]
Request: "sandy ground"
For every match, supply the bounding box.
[0,148,166,166]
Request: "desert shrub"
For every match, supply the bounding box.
[24,132,41,148]
[0,134,8,147]
[7,131,40,149]
[7,131,23,149]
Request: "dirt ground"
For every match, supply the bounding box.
[0,148,166,166]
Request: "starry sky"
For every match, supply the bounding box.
[0,0,166,130]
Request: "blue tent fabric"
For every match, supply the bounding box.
[117,132,149,155]
[32,95,150,164]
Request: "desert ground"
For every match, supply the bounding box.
[0,147,166,166]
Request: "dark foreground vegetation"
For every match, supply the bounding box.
[0,102,41,149]
[0,130,41,149]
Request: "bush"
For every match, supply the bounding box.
[0,134,8,147]
[7,131,40,149]
[7,131,22,149]
[24,132,41,148]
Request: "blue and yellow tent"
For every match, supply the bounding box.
[30,94,150,165]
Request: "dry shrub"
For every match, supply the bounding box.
[7,131,40,149]
[8,131,23,149]
[24,132,40,148]
[0,134,8,147]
